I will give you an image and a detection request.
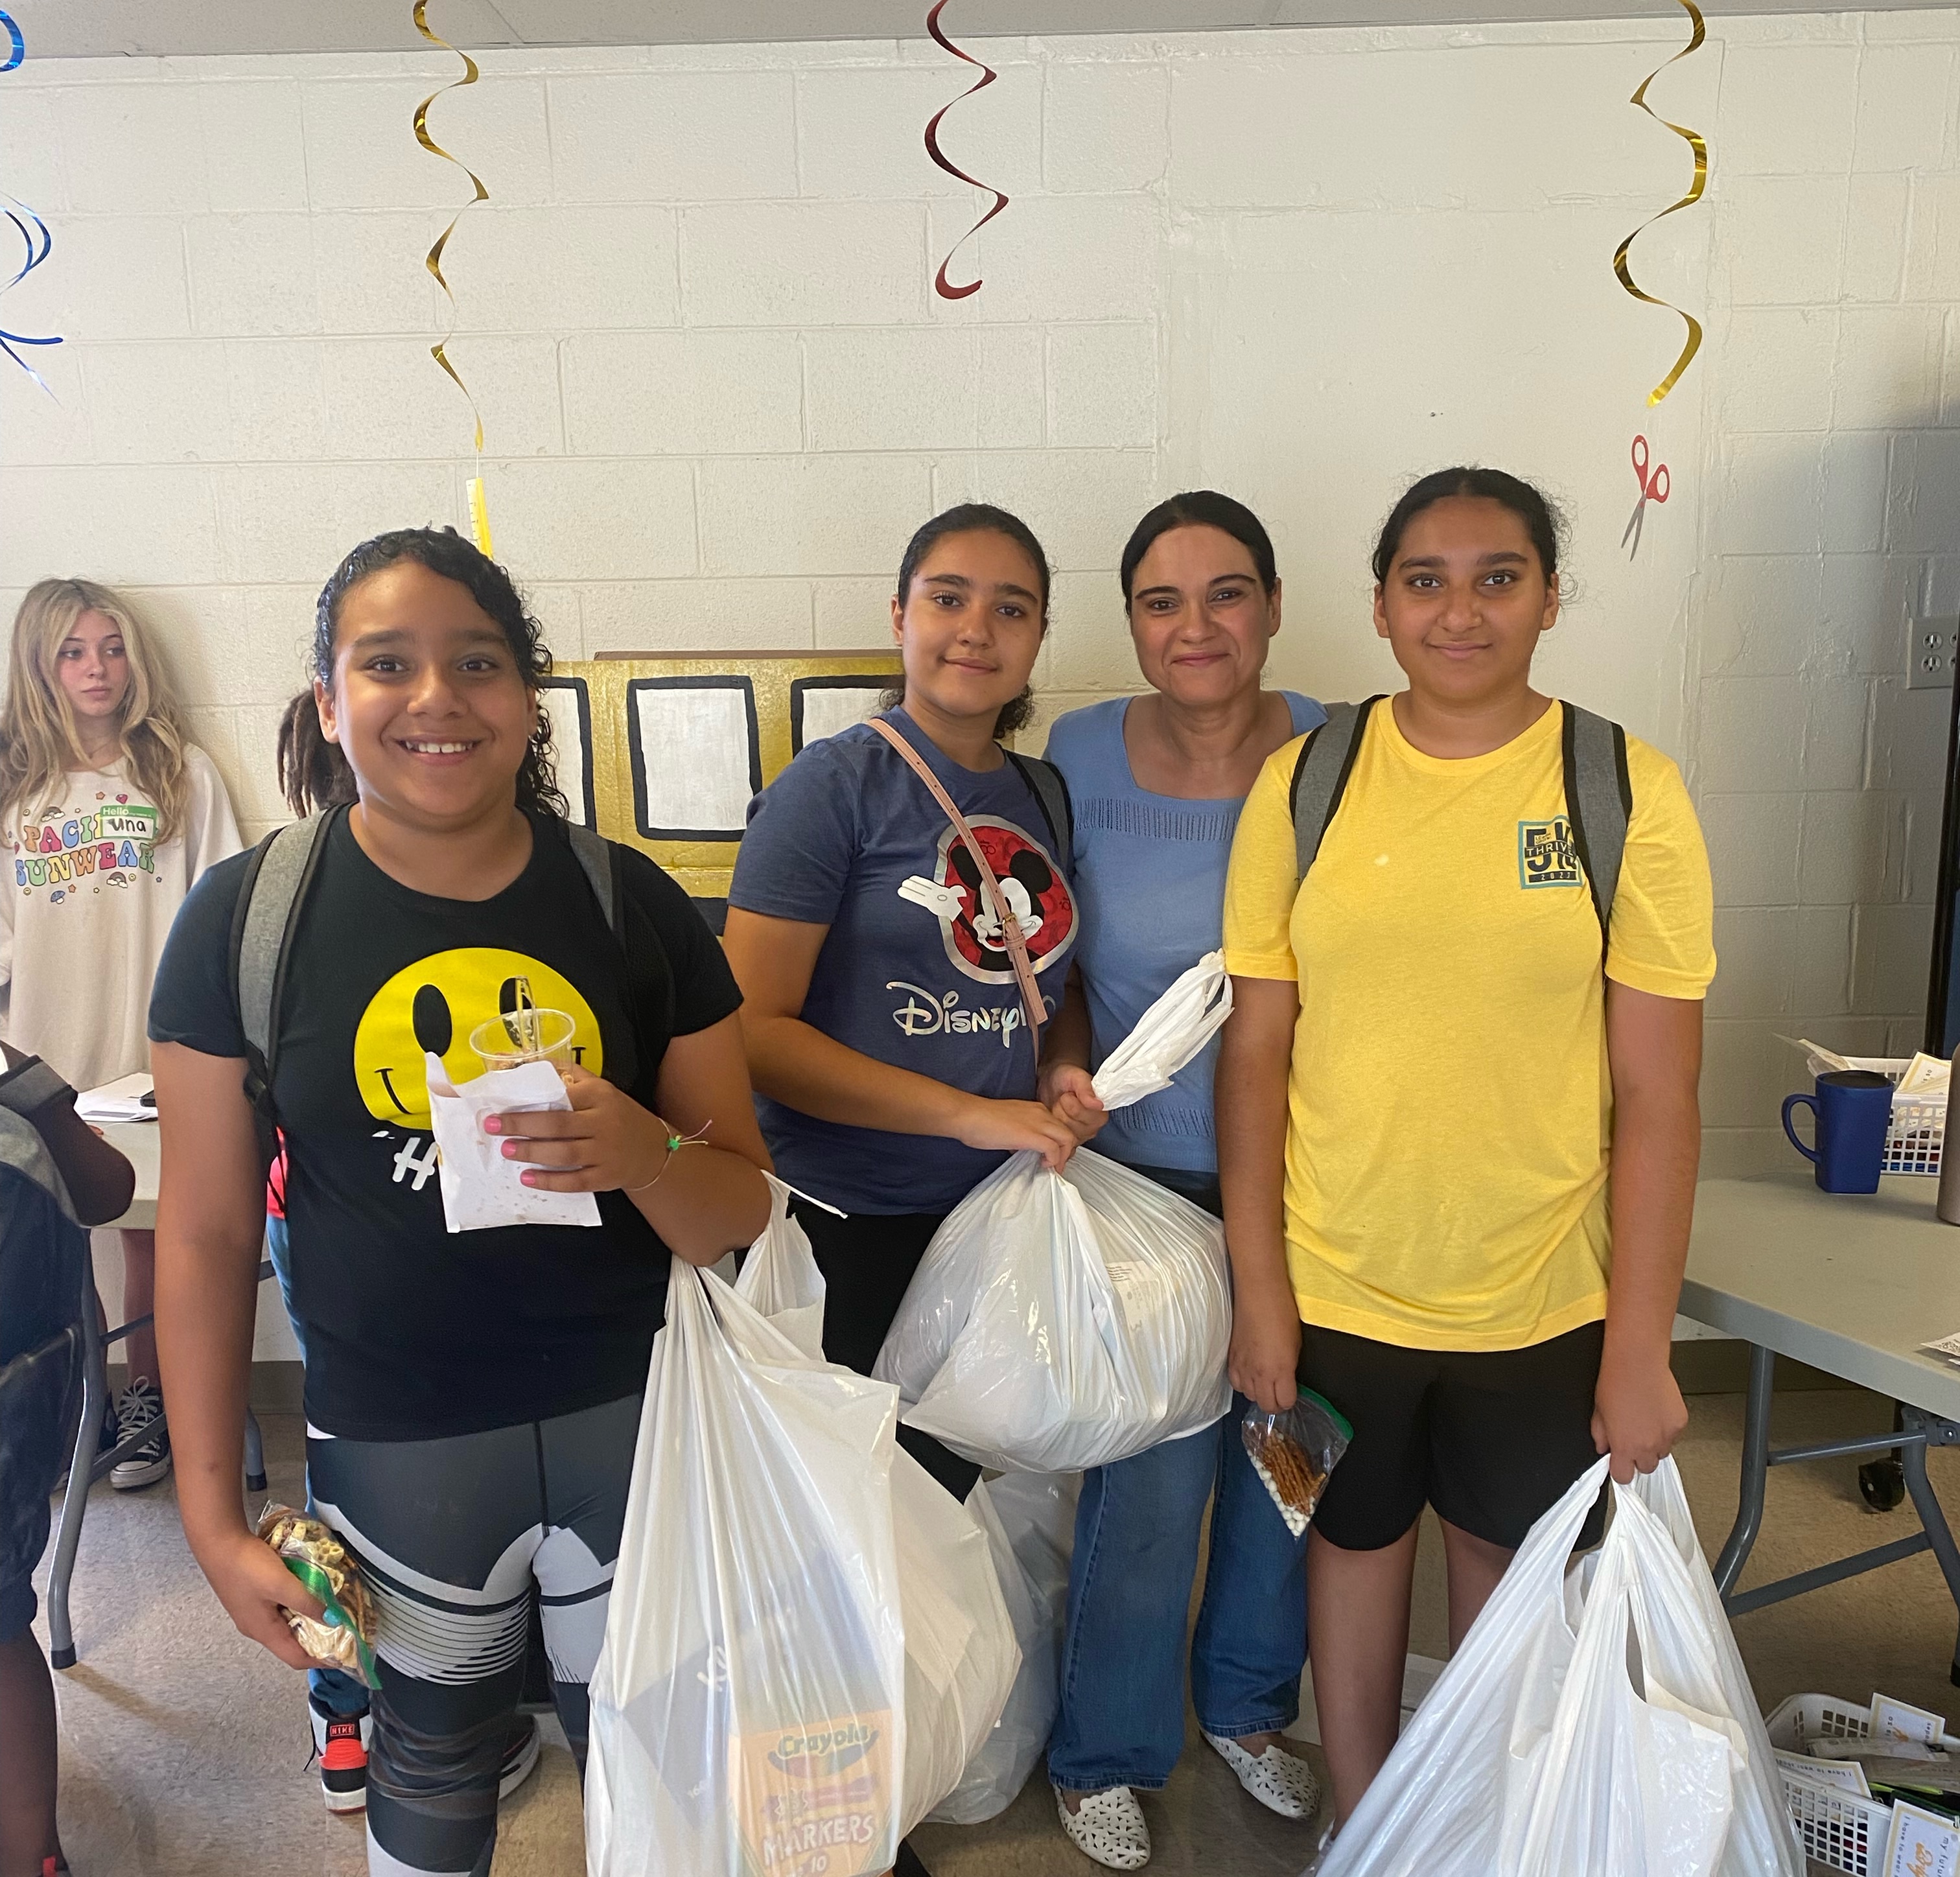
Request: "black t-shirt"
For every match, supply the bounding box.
[148,812,741,1441]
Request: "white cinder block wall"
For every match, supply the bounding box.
[1,12,1956,1176]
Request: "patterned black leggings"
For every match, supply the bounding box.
[307,1392,640,1877]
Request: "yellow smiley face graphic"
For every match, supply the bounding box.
[351,948,603,1126]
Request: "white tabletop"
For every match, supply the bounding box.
[1682,1171,1960,1423]
[92,1117,298,1358]
[101,1119,159,1231]
[103,1135,1960,1398]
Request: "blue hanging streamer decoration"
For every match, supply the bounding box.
[0,7,62,395]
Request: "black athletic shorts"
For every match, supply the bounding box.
[1298,1318,1609,1554]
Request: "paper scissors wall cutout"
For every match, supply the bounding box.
[1622,435,1670,560]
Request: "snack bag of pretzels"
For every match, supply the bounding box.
[1241,1391,1351,1537]
[256,1502,381,1688]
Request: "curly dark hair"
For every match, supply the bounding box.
[301,526,566,818]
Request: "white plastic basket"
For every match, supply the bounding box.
[1778,1767,1896,1877]
[1764,1691,1875,1751]
[1886,1090,1946,1176]
[1802,1056,1945,1178]
[1766,1695,1892,1876]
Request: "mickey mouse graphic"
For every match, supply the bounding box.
[897,816,1075,984]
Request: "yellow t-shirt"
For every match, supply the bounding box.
[1222,699,1715,1351]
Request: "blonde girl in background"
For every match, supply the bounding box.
[0,579,241,1489]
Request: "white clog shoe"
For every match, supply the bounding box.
[1203,1730,1323,1821]
[1054,1783,1152,1871]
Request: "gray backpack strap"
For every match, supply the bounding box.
[561,819,653,1091]
[0,1058,71,1122]
[1289,697,1382,883]
[1561,701,1633,948]
[1005,751,1073,874]
[234,813,332,1074]
[228,808,339,1152]
[563,820,620,935]
[0,1066,78,1223]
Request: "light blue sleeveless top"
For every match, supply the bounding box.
[1044,690,1325,1176]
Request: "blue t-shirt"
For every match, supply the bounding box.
[1044,690,1324,1175]
[727,708,1079,1214]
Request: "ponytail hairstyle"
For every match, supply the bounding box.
[881,503,1053,741]
[275,690,355,819]
[0,578,196,843]
[1371,467,1564,587]
[312,527,567,819]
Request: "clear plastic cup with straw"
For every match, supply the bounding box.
[469,1007,578,1075]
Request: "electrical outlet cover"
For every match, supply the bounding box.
[1909,618,1960,690]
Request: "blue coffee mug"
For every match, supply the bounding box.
[1782,1070,1893,1194]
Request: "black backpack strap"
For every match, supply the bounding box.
[1561,701,1633,951]
[1005,750,1073,874]
[1289,697,1382,883]
[228,808,338,1139]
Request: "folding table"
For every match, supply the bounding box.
[1681,1171,1960,1684]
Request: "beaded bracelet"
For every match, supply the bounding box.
[624,1125,688,1195]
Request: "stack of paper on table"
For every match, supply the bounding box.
[75,1072,154,1124]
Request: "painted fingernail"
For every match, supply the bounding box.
[502,1141,517,1158]
[484,1117,502,1134]
[520,1171,535,1186]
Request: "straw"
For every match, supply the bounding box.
[511,975,538,1056]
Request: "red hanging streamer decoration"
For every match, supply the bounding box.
[924,1,1009,301]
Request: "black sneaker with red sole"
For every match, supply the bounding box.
[310,1697,371,1814]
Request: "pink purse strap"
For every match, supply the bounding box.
[869,716,1045,1039]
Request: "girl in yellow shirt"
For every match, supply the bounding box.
[1217,467,1714,1830]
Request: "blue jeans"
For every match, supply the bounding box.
[1046,1163,1310,1793]
[266,1213,369,1721]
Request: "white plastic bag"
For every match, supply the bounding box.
[928,1471,1081,1824]
[891,1452,1021,1835]
[875,1147,1231,1473]
[425,1052,601,1231]
[874,953,1234,1474]
[1086,950,1233,1110]
[732,1172,827,1360]
[1318,1456,1801,1877]
[587,1257,1021,1876]
[586,1263,906,1877]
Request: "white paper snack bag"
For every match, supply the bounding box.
[423,1051,601,1232]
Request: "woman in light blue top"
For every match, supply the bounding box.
[1036,492,1326,1870]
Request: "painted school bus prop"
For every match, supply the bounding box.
[539,651,903,918]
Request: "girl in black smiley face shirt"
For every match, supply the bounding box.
[147,530,771,1877]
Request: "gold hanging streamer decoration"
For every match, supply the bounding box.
[412,1,493,554]
[1611,0,1709,407]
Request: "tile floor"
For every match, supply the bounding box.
[32,1387,1948,1875]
